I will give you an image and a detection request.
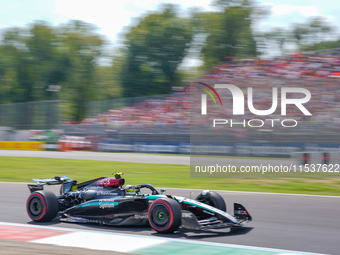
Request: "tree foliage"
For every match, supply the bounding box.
[120,5,193,97]
[258,16,338,56]
[59,20,104,121]
[0,20,109,121]
[199,0,263,70]
[0,3,339,124]
[292,17,335,49]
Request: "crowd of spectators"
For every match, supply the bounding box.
[77,49,340,135]
[199,50,340,133]
[205,52,340,80]
[81,90,190,131]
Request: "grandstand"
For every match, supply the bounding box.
[62,51,340,145]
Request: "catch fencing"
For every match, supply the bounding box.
[0,100,59,130]
[0,95,167,130]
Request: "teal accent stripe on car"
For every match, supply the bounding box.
[143,195,165,200]
[74,201,119,209]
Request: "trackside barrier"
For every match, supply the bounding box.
[0,141,62,151]
[58,142,72,152]
[44,142,61,151]
[0,141,44,151]
[1,141,340,159]
[322,152,330,164]
[292,151,340,165]
[98,141,340,158]
[98,142,190,154]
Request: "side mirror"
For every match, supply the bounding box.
[160,188,166,194]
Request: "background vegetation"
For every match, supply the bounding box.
[0,0,338,121]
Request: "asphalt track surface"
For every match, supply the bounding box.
[1,182,339,255]
[0,150,292,166]
[0,151,339,254]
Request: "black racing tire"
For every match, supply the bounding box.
[148,198,181,234]
[195,191,226,212]
[26,190,59,222]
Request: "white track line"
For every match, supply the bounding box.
[165,187,340,198]
[0,222,327,255]
[32,232,167,253]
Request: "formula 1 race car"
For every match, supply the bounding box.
[26,173,252,233]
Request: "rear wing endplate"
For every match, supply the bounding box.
[28,176,74,193]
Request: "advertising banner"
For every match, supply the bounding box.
[0,141,44,151]
[97,141,340,157]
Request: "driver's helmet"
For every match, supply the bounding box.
[125,185,136,195]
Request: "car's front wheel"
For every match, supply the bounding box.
[195,190,226,212]
[148,198,181,233]
[26,190,59,222]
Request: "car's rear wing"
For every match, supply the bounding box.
[28,176,74,193]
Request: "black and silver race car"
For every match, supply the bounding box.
[26,173,252,233]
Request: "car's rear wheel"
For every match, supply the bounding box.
[26,190,59,222]
[195,190,226,212]
[148,198,181,233]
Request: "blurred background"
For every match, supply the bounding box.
[0,0,340,157]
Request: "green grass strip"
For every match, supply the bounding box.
[0,156,339,196]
